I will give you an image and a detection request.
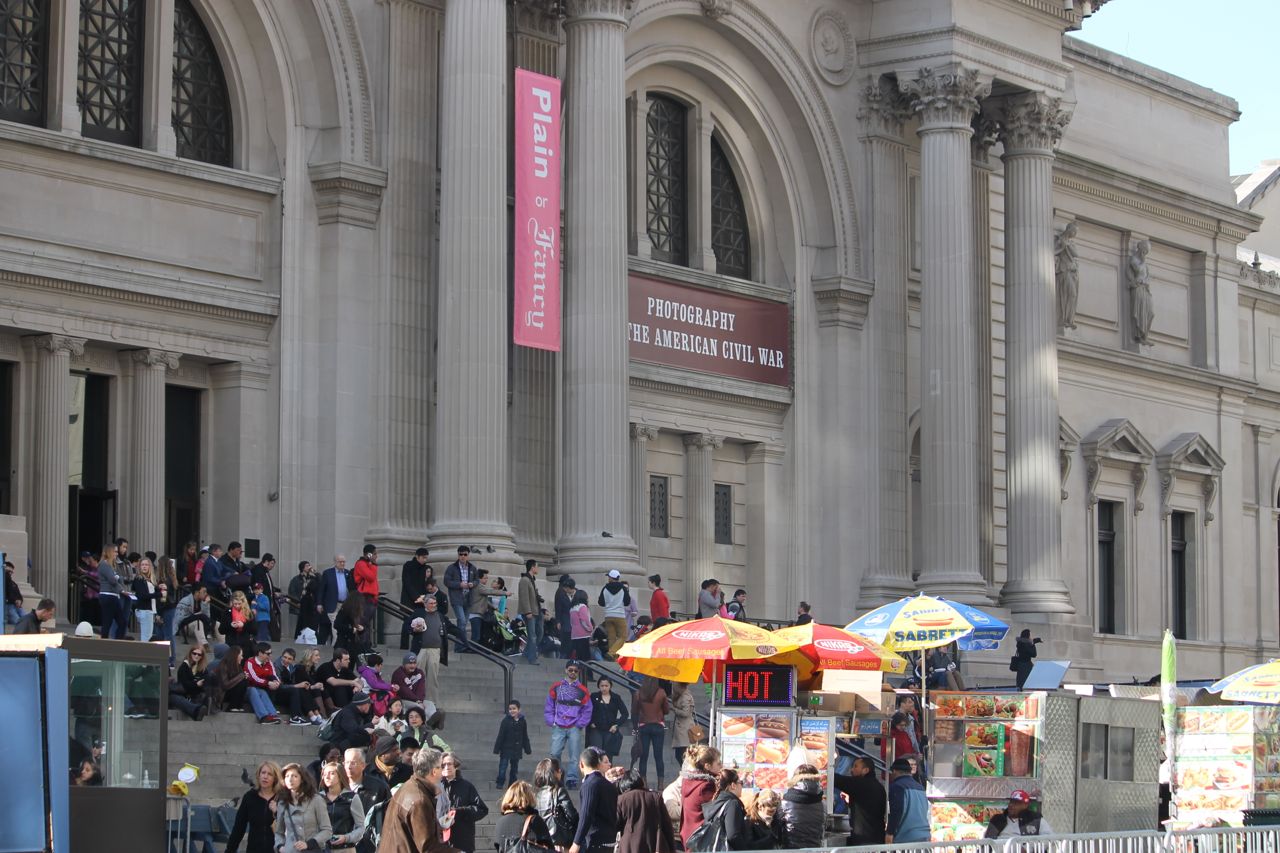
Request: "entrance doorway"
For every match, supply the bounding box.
[164,386,201,556]
[68,373,114,621]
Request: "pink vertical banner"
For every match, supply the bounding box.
[513,68,562,351]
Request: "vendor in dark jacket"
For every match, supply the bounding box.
[331,692,375,751]
[703,769,755,850]
[572,747,619,852]
[493,700,533,788]
[779,764,826,848]
[835,757,887,846]
[440,752,489,853]
[587,676,629,758]
[366,736,413,790]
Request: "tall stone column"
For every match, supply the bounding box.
[367,0,439,567]
[858,76,915,605]
[129,350,179,554]
[557,0,640,582]
[998,92,1076,615]
[630,425,658,570]
[430,0,519,565]
[683,433,721,612]
[903,66,991,602]
[31,334,84,613]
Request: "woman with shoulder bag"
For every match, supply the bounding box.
[532,758,578,852]
[274,763,331,853]
[687,769,751,851]
[494,780,555,852]
[670,682,697,767]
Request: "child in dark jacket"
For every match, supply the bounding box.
[493,700,532,788]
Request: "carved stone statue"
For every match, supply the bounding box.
[1127,239,1154,345]
[1054,221,1079,330]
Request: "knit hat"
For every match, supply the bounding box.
[403,653,416,664]
[352,692,372,705]
[375,738,400,757]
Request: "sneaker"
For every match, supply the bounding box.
[310,716,325,726]
[289,716,310,726]
[261,715,281,725]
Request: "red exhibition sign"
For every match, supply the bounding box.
[513,68,561,351]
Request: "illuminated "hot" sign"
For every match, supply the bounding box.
[723,663,794,706]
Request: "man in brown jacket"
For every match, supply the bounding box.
[378,748,458,853]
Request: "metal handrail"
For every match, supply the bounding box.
[375,593,516,706]
[166,795,192,853]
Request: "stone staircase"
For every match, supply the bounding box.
[167,645,692,851]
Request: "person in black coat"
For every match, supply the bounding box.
[291,561,322,639]
[587,677,629,759]
[494,781,555,851]
[331,693,375,751]
[399,549,429,649]
[225,762,280,853]
[554,577,575,659]
[440,754,489,853]
[1013,629,1041,690]
[703,769,753,851]
[493,700,533,788]
[835,757,887,846]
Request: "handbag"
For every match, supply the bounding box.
[685,801,730,852]
[1010,655,1020,672]
[499,814,554,853]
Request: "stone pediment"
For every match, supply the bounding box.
[1157,433,1225,523]
[1081,419,1156,512]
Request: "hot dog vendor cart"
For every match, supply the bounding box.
[927,690,1159,839]
[716,663,807,793]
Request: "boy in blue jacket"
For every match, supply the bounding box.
[492,700,532,788]
[252,583,272,642]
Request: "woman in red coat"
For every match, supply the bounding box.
[678,745,722,844]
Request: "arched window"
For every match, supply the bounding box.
[77,0,145,146]
[645,94,688,266]
[172,0,231,166]
[0,0,51,126]
[710,134,749,279]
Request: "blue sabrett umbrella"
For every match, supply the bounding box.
[940,598,1009,652]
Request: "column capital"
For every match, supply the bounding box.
[563,0,630,24]
[971,114,1000,164]
[901,66,990,130]
[858,75,913,140]
[131,348,181,370]
[997,92,1072,156]
[33,334,85,356]
[684,433,723,450]
[510,0,561,37]
[630,423,659,442]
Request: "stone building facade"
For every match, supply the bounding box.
[0,0,1273,681]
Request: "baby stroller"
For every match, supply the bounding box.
[490,611,527,658]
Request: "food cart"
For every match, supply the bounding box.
[716,663,807,792]
[1172,704,1280,826]
[927,689,1160,839]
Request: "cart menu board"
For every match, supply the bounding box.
[718,710,794,792]
[1254,708,1280,808]
[932,692,1042,780]
[1174,706,1255,822]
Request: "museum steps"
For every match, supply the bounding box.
[166,647,676,851]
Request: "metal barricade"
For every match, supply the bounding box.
[1002,830,1167,853]
[166,795,192,853]
[1167,826,1280,853]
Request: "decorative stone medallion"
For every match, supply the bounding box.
[810,9,854,86]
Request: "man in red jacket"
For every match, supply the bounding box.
[353,543,380,623]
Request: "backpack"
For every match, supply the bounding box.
[317,708,343,741]
[686,801,731,852]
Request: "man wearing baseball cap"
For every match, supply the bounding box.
[886,757,930,843]
[596,569,631,659]
[984,790,1053,838]
[545,661,593,789]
